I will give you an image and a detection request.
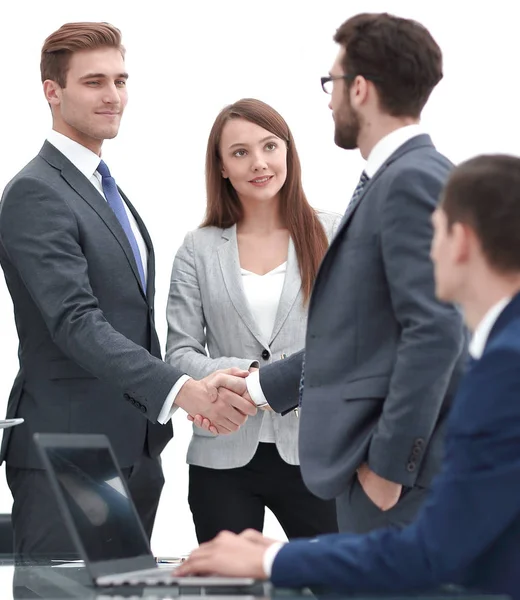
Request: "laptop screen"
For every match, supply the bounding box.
[43,444,151,563]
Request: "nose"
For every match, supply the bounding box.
[103,82,121,105]
[328,99,333,111]
[251,152,268,172]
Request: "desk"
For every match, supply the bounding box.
[0,560,506,600]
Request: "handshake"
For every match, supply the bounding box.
[174,367,269,435]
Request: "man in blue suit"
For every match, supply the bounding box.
[177,153,520,599]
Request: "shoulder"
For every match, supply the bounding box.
[383,145,453,194]
[315,209,342,238]
[176,225,226,257]
[188,225,226,246]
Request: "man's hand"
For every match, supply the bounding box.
[175,368,257,435]
[357,463,402,511]
[188,367,262,430]
[176,530,275,579]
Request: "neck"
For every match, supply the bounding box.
[458,267,520,332]
[52,121,102,155]
[357,114,419,160]
[237,195,284,234]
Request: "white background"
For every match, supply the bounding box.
[0,0,519,556]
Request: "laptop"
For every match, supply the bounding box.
[34,433,256,588]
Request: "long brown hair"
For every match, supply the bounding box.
[202,98,328,303]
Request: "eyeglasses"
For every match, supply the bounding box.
[321,74,383,94]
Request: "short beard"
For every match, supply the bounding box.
[334,100,361,150]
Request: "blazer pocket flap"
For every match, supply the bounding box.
[48,360,96,380]
[343,376,389,400]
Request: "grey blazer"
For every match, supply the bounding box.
[259,135,468,499]
[166,210,340,469]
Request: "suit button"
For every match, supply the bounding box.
[140,406,147,413]
[415,438,425,448]
[412,448,421,457]
[261,349,270,360]
[124,393,130,400]
[131,399,137,405]
[406,462,416,472]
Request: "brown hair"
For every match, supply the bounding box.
[442,154,520,273]
[41,22,124,87]
[334,13,443,118]
[202,98,328,303]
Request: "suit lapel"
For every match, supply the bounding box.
[336,134,436,238]
[269,238,301,344]
[40,142,147,302]
[119,188,154,304]
[218,225,268,347]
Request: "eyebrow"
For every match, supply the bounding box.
[228,135,278,150]
[79,72,129,81]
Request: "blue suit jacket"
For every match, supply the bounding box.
[272,292,520,599]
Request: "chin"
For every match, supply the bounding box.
[334,130,358,150]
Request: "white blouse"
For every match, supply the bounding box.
[240,262,287,443]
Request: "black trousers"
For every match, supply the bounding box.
[6,455,164,562]
[189,443,338,544]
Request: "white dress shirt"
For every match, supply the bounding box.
[262,296,514,577]
[241,262,287,442]
[246,124,425,407]
[46,130,187,424]
[469,297,511,359]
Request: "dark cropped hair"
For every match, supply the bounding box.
[334,13,443,118]
[442,154,520,273]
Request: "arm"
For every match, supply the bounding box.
[368,168,465,486]
[0,177,182,422]
[255,349,303,413]
[165,231,258,378]
[272,348,520,591]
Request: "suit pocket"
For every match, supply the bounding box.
[343,376,389,400]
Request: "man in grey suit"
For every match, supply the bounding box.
[235,13,467,532]
[0,22,255,559]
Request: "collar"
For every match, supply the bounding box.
[469,297,512,358]
[365,124,424,178]
[47,130,101,181]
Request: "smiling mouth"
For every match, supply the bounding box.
[249,176,273,184]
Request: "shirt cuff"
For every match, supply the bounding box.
[157,375,191,424]
[246,370,269,407]
[263,542,286,578]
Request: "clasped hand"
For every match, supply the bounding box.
[174,367,257,435]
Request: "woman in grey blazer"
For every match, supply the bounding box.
[166,98,339,543]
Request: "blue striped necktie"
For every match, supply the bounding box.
[298,171,370,407]
[97,160,146,290]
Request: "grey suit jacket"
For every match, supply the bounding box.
[259,135,468,499]
[0,142,181,469]
[165,210,341,469]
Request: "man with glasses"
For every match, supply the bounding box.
[222,12,467,533]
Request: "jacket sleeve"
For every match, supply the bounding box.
[0,177,183,422]
[368,166,466,486]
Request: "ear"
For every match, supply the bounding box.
[350,75,369,107]
[452,222,472,264]
[43,80,62,107]
[221,165,229,179]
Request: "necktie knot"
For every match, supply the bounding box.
[97,160,111,179]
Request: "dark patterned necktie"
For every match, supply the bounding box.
[97,160,146,290]
[339,170,370,226]
[298,170,370,407]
